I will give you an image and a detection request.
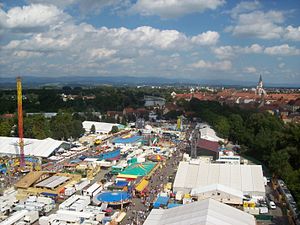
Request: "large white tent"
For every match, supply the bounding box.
[190,184,244,205]
[196,123,224,142]
[143,198,256,225]
[82,121,120,134]
[173,161,265,197]
[0,136,64,158]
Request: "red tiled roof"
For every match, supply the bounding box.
[0,114,14,119]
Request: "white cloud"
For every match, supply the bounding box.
[27,0,78,8]
[0,4,67,32]
[212,44,263,59]
[228,4,300,42]
[212,45,234,59]
[244,66,257,74]
[90,48,117,59]
[1,17,221,77]
[192,60,232,71]
[264,44,300,56]
[242,44,263,53]
[229,1,261,19]
[131,0,225,18]
[4,33,76,52]
[229,10,285,39]
[13,50,43,58]
[212,44,300,58]
[284,25,300,41]
[191,31,219,45]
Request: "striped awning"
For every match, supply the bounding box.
[117,174,138,179]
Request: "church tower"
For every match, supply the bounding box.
[256,75,266,96]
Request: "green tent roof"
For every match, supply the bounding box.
[120,162,156,176]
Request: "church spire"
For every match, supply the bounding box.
[259,74,262,83]
[256,74,266,96]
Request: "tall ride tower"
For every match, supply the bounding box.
[17,77,25,168]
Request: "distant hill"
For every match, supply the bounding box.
[0,76,299,88]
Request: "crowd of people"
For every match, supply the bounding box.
[122,142,185,225]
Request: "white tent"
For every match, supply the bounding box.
[191,184,244,204]
[173,161,265,197]
[144,198,256,225]
[0,136,64,158]
[82,121,120,134]
[196,123,224,142]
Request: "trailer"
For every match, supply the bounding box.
[83,183,102,197]
[75,179,90,191]
[23,211,39,224]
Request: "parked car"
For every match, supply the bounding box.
[269,201,276,209]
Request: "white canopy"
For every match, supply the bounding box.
[144,198,256,225]
[173,161,265,196]
[0,136,64,158]
[82,121,120,134]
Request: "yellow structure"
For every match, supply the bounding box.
[135,178,149,193]
[164,182,172,191]
[15,171,81,200]
[243,202,256,208]
[75,162,101,180]
[94,139,102,145]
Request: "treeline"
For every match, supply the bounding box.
[0,111,85,140]
[0,86,175,114]
[188,98,300,208]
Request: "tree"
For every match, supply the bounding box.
[228,114,244,143]
[90,124,96,134]
[0,119,13,136]
[23,115,51,139]
[111,126,118,134]
[50,111,73,140]
[214,116,230,138]
[71,120,85,139]
[269,149,291,178]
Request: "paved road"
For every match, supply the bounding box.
[120,143,185,225]
[257,183,289,225]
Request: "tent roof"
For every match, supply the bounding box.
[82,121,120,134]
[0,136,64,158]
[120,162,156,176]
[144,198,256,225]
[173,162,265,195]
[198,139,219,152]
[191,184,244,198]
[112,135,143,144]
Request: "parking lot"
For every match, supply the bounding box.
[257,182,289,225]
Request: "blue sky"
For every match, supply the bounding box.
[0,0,299,85]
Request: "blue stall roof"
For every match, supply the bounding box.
[167,203,182,209]
[70,159,81,164]
[112,136,143,144]
[115,180,129,187]
[153,196,169,208]
[41,192,58,197]
[98,149,121,161]
[79,155,87,160]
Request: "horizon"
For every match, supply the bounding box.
[0,1,299,85]
[1,74,300,89]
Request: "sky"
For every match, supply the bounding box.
[0,0,300,85]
